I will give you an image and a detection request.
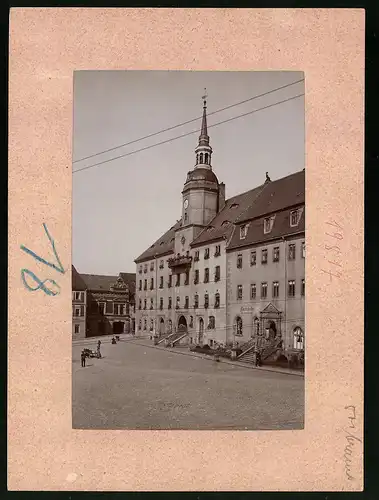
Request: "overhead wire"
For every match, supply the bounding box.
[73,92,304,174]
[73,78,304,164]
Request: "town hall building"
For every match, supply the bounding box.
[134,95,305,363]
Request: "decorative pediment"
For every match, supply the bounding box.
[110,276,127,291]
[261,302,281,315]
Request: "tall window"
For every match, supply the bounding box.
[273,246,280,262]
[144,279,147,290]
[204,268,209,283]
[168,297,172,309]
[144,299,147,310]
[98,302,105,315]
[237,253,243,269]
[240,225,247,239]
[250,251,256,266]
[160,297,163,310]
[250,283,256,299]
[215,292,220,308]
[185,296,189,309]
[168,275,172,288]
[114,304,125,315]
[159,259,164,269]
[194,250,200,262]
[204,248,210,260]
[150,319,154,332]
[144,264,147,273]
[176,296,180,309]
[139,319,142,330]
[214,265,220,282]
[264,217,274,234]
[150,278,154,290]
[150,298,154,310]
[138,299,142,310]
[288,244,296,260]
[290,210,300,227]
[301,278,305,296]
[194,269,199,284]
[73,292,83,301]
[273,281,279,298]
[176,273,181,287]
[208,316,215,329]
[261,282,268,299]
[74,324,80,334]
[302,241,305,258]
[143,319,147,331]
[159,276,164,289]
[215,244,221,257]
[293,327,304,349]
[184,212,188,223]
[237,285,243,300]
[138,280,142,291]
[139,265,142,274]
[194,294,199,308]
[235,316,243,336]
[150,261,154,271]
[168,319,172,333]
[261,249,268,264]
[288,280,296,297]
[184,271,189,285]
[204,294,209,309]
[200,153,204,163]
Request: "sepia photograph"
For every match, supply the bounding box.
[72,70,305,430]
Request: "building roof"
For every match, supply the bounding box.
[134,170,305,260]
[119,272,136,295]
[184,167,218,185]
[190,184,266,247]
[237,170,305,223]
[134,220,182,263]
[227,206,305,251]
[72,265,87,291]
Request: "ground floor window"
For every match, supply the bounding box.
[293,326,304,350]
[74,324,80,334]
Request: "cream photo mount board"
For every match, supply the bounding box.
[8,8,364,491]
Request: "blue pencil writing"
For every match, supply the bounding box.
[20,223,65,274]
[21,269,61,296]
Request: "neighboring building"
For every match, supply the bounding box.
[134,96,305,359]
[71,270,136,338]
[72,265,87,340]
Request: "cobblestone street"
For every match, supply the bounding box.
[72,337,304,430]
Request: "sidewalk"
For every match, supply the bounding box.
[126,338,304,378]
[72,334,304,377]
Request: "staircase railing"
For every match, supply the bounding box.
[260,338,283,361]
[171,332,188,346]
[164,331,186,347]
[157,331,177,345]
[236,338,256,358]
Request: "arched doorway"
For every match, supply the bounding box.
[198,317,204,345]
[178,315,187,335]
[113,321,124,334]
[159,317,165,336]
[293,326,304,350]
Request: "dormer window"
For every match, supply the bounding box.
[230,203,239,209]
[290,209,300,227]
[240,225,247,239]
[264,216,275,234]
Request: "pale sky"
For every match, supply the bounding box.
[73,71,304,275]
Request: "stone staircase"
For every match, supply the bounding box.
[156,331,176,345]
[237,337,283,365]
[171,332,189,347]
[236,338,256,360]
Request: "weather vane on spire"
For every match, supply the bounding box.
[202,88,208,105]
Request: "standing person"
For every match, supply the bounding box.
[81,350,86,367]
[97,340,102,358]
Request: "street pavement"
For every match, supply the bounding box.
[72,337,304,430]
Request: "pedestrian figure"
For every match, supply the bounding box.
[97,340,102,358]
[255,350,261,367]
[81,350,86,367]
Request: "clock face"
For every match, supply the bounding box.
[183,199,189,209]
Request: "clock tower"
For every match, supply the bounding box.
[174,91,223,255]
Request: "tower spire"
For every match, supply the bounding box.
[195,88,212,169]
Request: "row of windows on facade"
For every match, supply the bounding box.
[138,315,216,332]
[138,266,222,291]
[138,292,221,311]
[239,209,303,240]
[237,242,305,269]
[237,279,305,301]
[73,302,127,317]
[138,245,222,274]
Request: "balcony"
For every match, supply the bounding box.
[168,254,193,270]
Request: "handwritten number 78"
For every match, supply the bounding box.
[20,223,65,296]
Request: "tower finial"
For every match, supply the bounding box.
[202,87,208,107]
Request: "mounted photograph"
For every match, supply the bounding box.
[72,70,305,430]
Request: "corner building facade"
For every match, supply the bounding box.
[134,97,305,358]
